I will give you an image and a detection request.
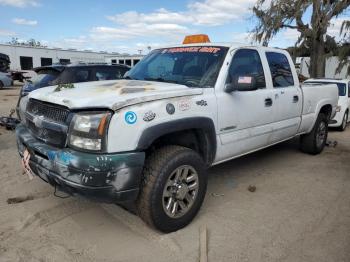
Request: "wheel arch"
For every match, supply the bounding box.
[319,104,333,120]
[136,117,217,166]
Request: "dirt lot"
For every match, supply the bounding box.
[0,84,349,262]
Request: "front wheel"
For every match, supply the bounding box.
[300,113,328,155]
[137,145,207,233]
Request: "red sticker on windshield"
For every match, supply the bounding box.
[162,47,221,54]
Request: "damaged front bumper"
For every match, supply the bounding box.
[16,124,145,203]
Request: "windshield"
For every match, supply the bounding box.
[125,46,229,88]
[307,81,346,96]
[30,69,60,87]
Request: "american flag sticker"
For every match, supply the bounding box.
[238,76,252,84]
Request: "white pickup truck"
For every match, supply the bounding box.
[16,37,338,232]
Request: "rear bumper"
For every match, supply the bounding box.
[16,124,145,203]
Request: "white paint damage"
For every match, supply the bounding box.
[28,80,203,111]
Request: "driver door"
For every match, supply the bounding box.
[215,48,276,162]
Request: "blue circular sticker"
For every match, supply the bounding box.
[125,111,137,124]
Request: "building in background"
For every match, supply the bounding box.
[296,56,350,79]
[0,43,143,72]
[105,55,142,67]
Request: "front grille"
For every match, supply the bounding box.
[27,120,67,147]
[26,99,70,148]
[27,99,69,124]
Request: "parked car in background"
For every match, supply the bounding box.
[20,63,130,96]
[305,78,350,131]
[16,63,130,119]
[0,71,13,88]
[0,53,10,72]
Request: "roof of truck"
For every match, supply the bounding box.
[157,42,287,52]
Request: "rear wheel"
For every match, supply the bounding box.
[137,145,207,233]
[0,81,4,89]
[300,113,328,155]
[338,111,348,132]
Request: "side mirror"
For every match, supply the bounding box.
[224,76,258,93]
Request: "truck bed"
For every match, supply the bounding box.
[297,83,338,134]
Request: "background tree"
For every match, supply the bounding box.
[252,0,350,78]
[7,37,44,47]
[337,20,350,75]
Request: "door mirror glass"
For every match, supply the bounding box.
[224,76,257,93]
[225,49,266,93]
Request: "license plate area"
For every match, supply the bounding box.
[21,148,34,180]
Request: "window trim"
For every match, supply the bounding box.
[225,48,267,89]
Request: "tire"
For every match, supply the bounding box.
[0,81,3,89]
[300,113,328,155]
[137,145,207,233]
[338,111,348,132]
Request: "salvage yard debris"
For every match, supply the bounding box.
[248,185,257,192]
[326,140,338,147]
[7,195,34,204]
[0,109,20,130]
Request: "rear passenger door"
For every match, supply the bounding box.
[265,51,302,143]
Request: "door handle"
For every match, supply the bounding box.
[265,98,273,107]
[293,95,299,103]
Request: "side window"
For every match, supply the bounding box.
[68,68,90,83]
[227,49,266,89]
[348,82,350,97]
[147,54,175,78]
[95,67,127,81]
[266,52,294,88]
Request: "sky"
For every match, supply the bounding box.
[0,0,348,54]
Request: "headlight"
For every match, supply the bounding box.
[336,105,342,112]
[68,112,111,151]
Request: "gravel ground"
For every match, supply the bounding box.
[0,84,349,262]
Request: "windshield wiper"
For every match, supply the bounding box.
[144,77,179,84]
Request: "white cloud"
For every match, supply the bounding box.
[232,32,253,43]
[107,8,193,25]
[107,0,255,28]
[90,23,190,41]
[0,0,39,7]
[0,29,16,36]
[189,0,256,26]
[328,17,347,40]
[5,0,261,53]
[283,29,300,42]
[12,18,38,26]
[88,0,256,51]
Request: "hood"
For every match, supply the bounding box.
[29,80,203,110]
